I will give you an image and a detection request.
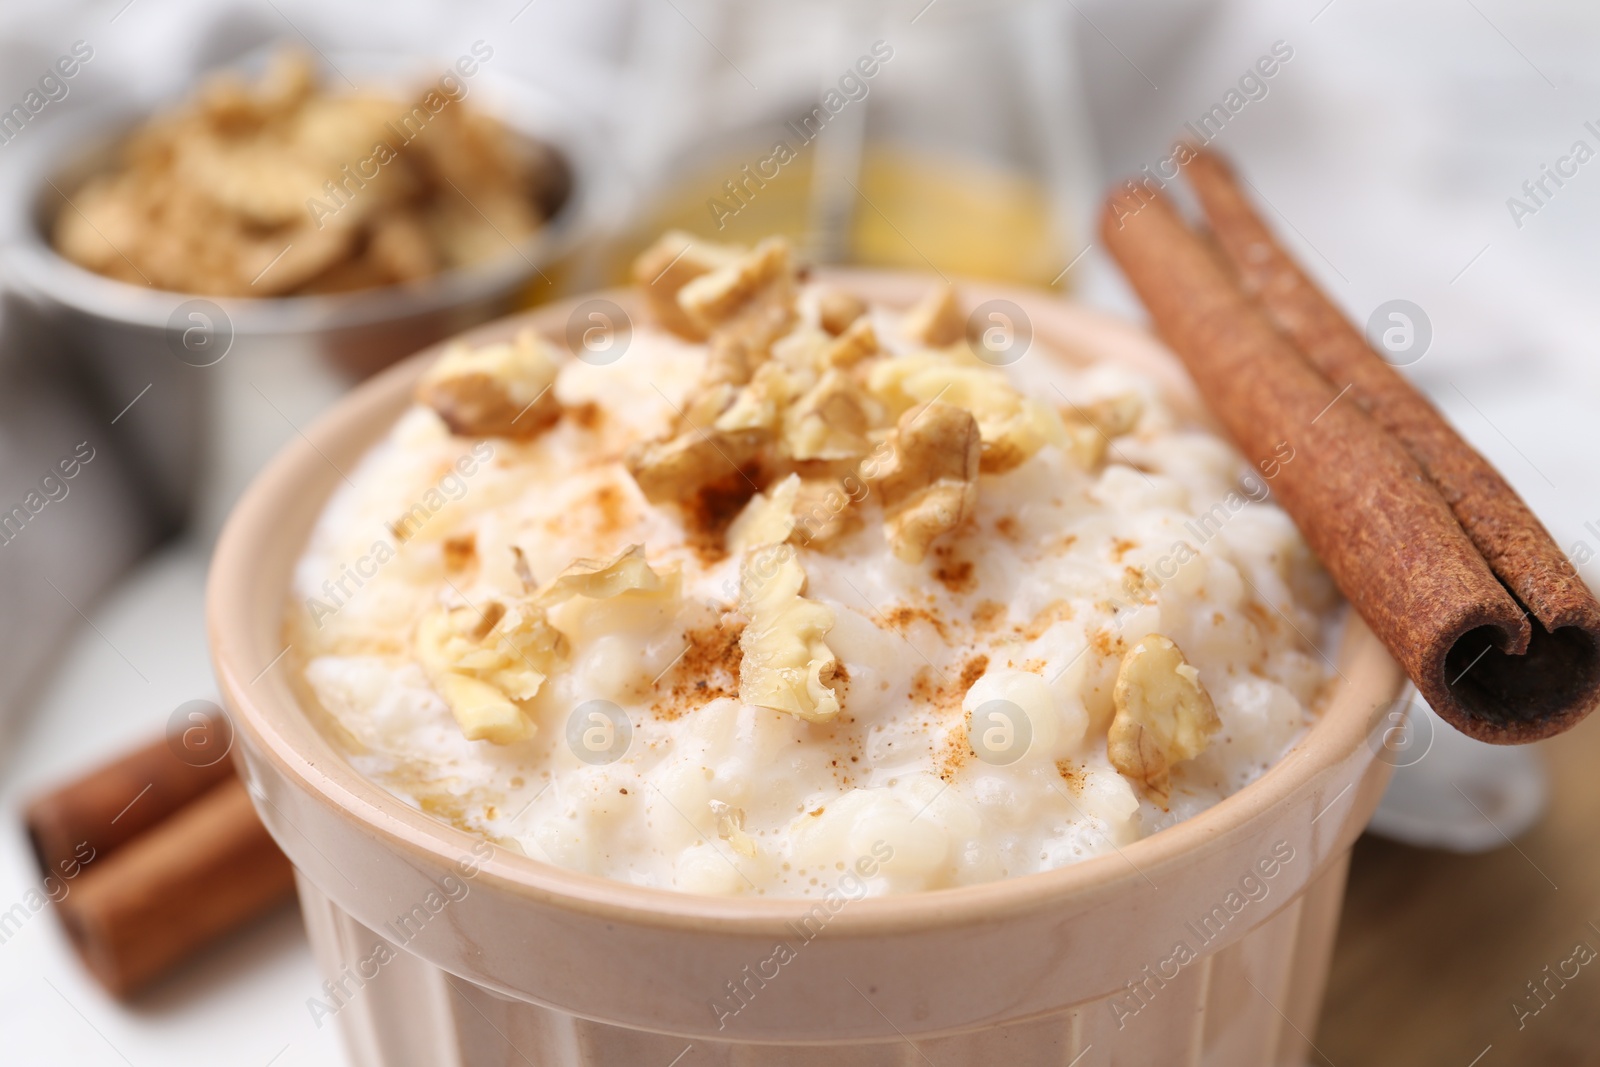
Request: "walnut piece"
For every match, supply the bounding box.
[870,401,980,563]
[631,230,744,340]
[820,316,879,368]
[782,369,871,461]
[415,600,567,744]
[789,477,861,548]
[816,287,867,336]
[416,330,561,439]
[737,544,841,722]
[1108,635,1221,804]
[714,361,801,435]
[900,282,965,347]
[677,237,795,334]
[728,473,861,553]
[415,545,674,744]
[1078,392,1145,438]
[868,354,1069,474]
[710,799,758,858]
[726,473,801,554]
[537,544,673,605]
[624,426,763,505]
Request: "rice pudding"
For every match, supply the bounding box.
[290,233,1339,897]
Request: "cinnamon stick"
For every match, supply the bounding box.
[1098,183,1581,743]
[25,724,235,880]
[1180,149,1600,741]
[55,776,297,998]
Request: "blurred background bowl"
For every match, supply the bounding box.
[0,48,604,539]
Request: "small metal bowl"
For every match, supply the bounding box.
[0,50,601,535]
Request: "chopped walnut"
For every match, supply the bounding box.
[714,297,799,364]
[415,546,675,743]
[679,380,741,431]
[415,600,567,744]
[631,230,744,340]
[1077,392,1145,438]
[415,330,562,439]
[820,316,879,368]
[710,799,758,858]
[782,369,871,461]
[714,361,802,435]
[868,355,1066,474]
[869,401,980,563]
[737,543,841,722]
[428,672,528,746]
[789,477,862,548]
[726,473,801,554]
[706,333,757,388]
[677,237,796,335]
[981,400,1073,474]
[900,282,965,347]
[624,426,763,505]
[816,287,868,336]
[536,544,674,606]
[728,474,860,552]
[768,326,832,373]
[1107,635,1221,804]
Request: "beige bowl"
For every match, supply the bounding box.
[208,274,1404,1067]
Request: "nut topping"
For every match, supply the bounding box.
[415,545,674,744]
[782,369,871,462]
[816,287,868,336]
[537,544,673,606]
[631,230,744,340]
[868,355,1068,474]
[737,544,841,723]
[677,237,795,332]
[819,316,879,368]
[415,600,566,744]
[1107,635,1221,804]
[727,473,801,554]
[416,330,561,439]
[900,282,965,347]
[624,426,764,506]
[1078,392,1145,439]
[869,401,980,563]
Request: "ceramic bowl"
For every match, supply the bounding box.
[209,274,1404,1066]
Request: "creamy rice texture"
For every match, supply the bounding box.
[292,241,1340,898]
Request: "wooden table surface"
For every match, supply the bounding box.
[1318,710,1600,1066]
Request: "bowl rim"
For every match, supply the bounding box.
[208,269,1402,936]
[0,48,601,333]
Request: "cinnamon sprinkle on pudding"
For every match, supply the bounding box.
[291,233,1341,896]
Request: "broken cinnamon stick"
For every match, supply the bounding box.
[1181,148,1600,741]
[55,776,297,998]
[1099,181,1593,743]
[25,725,235,881]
